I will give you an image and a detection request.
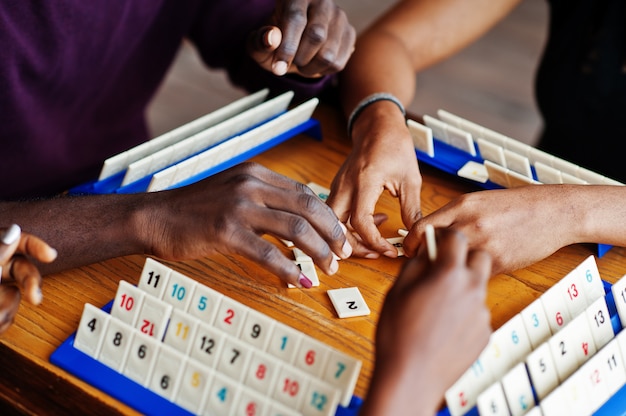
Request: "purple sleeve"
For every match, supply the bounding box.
[187,0,335,103]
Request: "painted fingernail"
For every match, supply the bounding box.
[1,224,21,245]
[397,228,409,237]
[273,61,288,76]
[383,250,397,258]
[365,252,380,259]
[299,273,313,289]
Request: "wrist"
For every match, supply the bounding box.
[347,92,406,139]
[349,101,411,149]
[363,361,441,416]
[123,193,159,256]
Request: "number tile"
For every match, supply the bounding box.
[327,287,370,319]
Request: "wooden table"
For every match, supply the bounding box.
[2,103,626,415]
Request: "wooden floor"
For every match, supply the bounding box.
[147,0,548,145]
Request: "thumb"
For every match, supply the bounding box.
[0,224,21,266]
[247,26,288,76]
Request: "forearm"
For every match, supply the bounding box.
[339,0,522,121]
[0,193,153,274]
[360,358,442,416]
[566,185,626,247]
[339,30,415,124]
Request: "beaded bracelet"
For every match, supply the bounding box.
[346,92,406,138]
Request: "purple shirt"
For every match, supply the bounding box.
[0,1,333,199]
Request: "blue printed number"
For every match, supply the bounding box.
[171,283,185,301]
[519,395,528,410]
[197,295,207,311]
[532,313,539,327]
[217,387,228,402]
[334,362,346,379]
[311,392,328,411]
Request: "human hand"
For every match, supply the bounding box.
[362,228,491,415]
[247,0,355,77]
[0,224,58,334]
[145,163,353,288]
[404,186,576,275]
[327,111,422,258]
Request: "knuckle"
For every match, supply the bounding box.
[303,23,327,46]
[297,191,320,212]
[227,172,258,194]
[281,6,306,42]
[306,49,338,71]
[283,2,307,21]
[257,243,283,266]
[236,161,262,175]
[331,221,344,240]
[288,215,311,237]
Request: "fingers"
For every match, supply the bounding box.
[5,256,44,305]
[289,3,354,76]
[391,244,430,293]
[325,182,352,224]
[348,188,397,258]
[0,286,21,334]
[272,0,355,76]
[229,228,315,288]
[0,224,21,266]
[248,26,287,75]
[432,227,492,290]
[398,181,423,232]
[198,164,351,287]
[238,199,348,275]
[249,167,352,262]
[0,225,55,307]
[404,214,452,258]
[17,233,58,264]
[467,249,493,289]
[327,178,396,258]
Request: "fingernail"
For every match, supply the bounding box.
[397,228,409,237]
[383,250,397,258]
[273,61,288,76]
[365,252,380,259]
[47,247,58,261]
[299,273,313,289]
[341,240,352,258]
[338,222,352,257]
[328,258,339,275]
[1,224,21,245]
[265,29,274,47]
[33,288,43,305]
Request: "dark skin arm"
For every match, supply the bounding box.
[0,163,353,288]
[0,1,357,287]
[248,0,355,76]
[0,225,57,334]
[361,228,492,415]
